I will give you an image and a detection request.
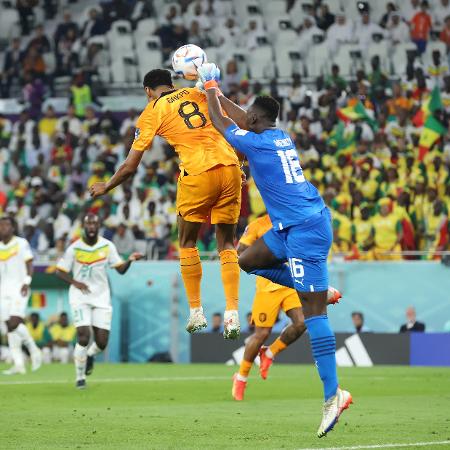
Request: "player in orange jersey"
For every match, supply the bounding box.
[232,214,342,401]
[89,69,242,339]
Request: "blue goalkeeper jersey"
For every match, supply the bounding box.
[224,124,325,231]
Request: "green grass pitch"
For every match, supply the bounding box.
[0,363,449,450]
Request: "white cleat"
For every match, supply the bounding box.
[317,387,353,438]
[2,365,26,375]
[186,307,207,333]
[31,349,43,372]
[223,310,240,340]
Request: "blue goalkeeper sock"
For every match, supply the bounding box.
[250,264,294,288]
[305,315,338,401]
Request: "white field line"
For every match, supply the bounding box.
[299,440,450,450]
[0,375,230,386]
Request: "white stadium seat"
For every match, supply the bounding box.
[134,18,158,42]
[364,40,390,74]
[247,45,275,78]
[333,44,365,77]
[323,0,344,14]
[306,42,330,78]
[275,45,305,79]
[111,56,139,83]
[0,7,20,40]
[391,42,418,76]
[260,0,288,19]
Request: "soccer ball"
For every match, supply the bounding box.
[172,44,207,81]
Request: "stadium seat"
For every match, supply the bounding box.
[0,6,20,40]
[111,56,139,83]
[323,0,344,14]
[267,15,294,41]
[136,36,161,57]
[275,45,305,79]
[87,35,108,50]
[108,20,134,55]
[134,18,159,42]
[344,0,362,21]
[260,0,288,19]
[391,42,418,75]
[42,53,56,75]
[306,42,330,78]
[137,50,163,80]
[333,44,365,77]
[203,47,221,69]
[233,0,263,25]
[247,45,275,78]
[364,39,390,74]
[368,0,397,23]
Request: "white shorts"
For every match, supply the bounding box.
[0,296,28,322]
[70,303,113,331]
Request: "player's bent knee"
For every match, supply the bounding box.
[238,254,252,273]
[7,317,22,331]
[255,327,271,342]
[76,328,90,347]
[96,339,108,351]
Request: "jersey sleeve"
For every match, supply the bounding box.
[131,106,157,152]
[56,245,74,273]
[108,242,124,268]
[224,125,260,156]
[19,238,34,262]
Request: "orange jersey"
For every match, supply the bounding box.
[239,215,292,294]
[131,87,239,175]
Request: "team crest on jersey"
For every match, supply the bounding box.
[259,313,267,323]
[134,128,140,140]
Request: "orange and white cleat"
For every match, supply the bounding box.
[232,373,247,401]
[258,346,273,380]
[327,286,342,305]
[317,388,353,438]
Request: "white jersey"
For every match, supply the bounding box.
[56,237,123,307]
[0,236,33,300]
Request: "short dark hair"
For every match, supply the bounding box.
[352,311,364,320]
[143,69,173,89]
[252,95,280,122]
[0,216,14,226]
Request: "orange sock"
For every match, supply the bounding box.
[220,249,239,311]
[179,247,202,309]
[268,338,287,358]
[239,359,252,379]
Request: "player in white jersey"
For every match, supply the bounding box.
[0,217,42,375]
[56,213,143,389]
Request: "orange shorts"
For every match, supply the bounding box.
[176,164,242,224]
[251,287,301,328]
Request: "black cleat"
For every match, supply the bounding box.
[76,379,86,390]
[86,356,95,376]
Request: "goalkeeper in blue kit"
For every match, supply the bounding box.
[197,63,352,438]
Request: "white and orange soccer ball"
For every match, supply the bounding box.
[172,44,207,80]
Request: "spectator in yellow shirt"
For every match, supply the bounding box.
[50,312,76,363]
[371,198,403,260]
[26,312,52,364]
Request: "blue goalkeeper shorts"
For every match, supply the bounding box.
[262,208,332,292]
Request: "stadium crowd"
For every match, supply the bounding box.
[0,0,450,260]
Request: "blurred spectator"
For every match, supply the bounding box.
[351,312,370,333]
[209,312,223,333]
[327,13,354,53]
[27,25,51,54]
[315,3,335,31]
[26,312,52,363]
[380,2,398,29]
[402,0,421,22]
[439,15,450,52]
[410,1,433,54]
[427,50,449,88]
[433,0,450,29]
[50,312,76,363]
[399,306,426,332]
[69,73,95,118]
[388,12,411,44]
[81,8,106,44]
[54,11,79,47]
[113,223,136,258]
[354,12,386,51]
[1,38,24,98]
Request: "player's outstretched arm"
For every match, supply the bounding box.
[218,96,247,129]
[198,63,235,135]
[115,252,144,275]
[89,150,144,198]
